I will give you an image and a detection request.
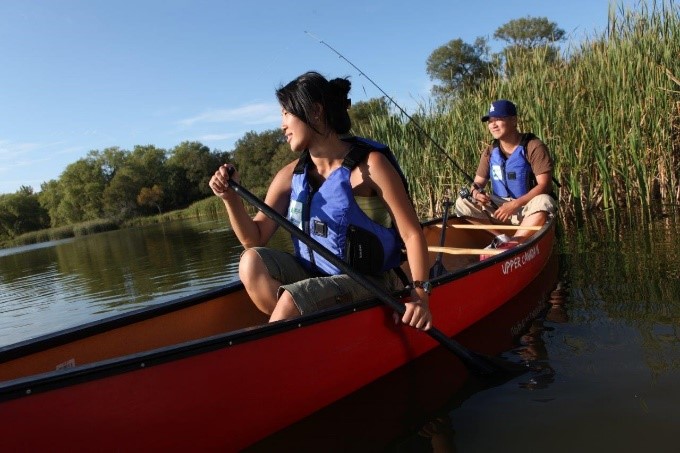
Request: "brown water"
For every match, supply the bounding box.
[1,214,679,452]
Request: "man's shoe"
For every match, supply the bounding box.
[480,234,518,261]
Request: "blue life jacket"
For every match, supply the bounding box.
[288,138,405,276]
[489,133,537,198]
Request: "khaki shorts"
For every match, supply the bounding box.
[249,247,403,315]
[454,194,557,225]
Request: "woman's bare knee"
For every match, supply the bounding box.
[269,291,301,322]
[239,249,278,315]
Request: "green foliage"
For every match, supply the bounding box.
[71,219,119,237]
[166,141,229,208]
[493,16,565,49]
[349,98,390,136]
[269,142,297,179]
[233,129,286,198]
[426,37,495,99]
[103,167,141,219]
[59,157,107,223]
[13,141,232,237]
[98,147,129,183]
[38,179,66,227]
[0,187,50,240]
[0,219,119,248]
[494,16,566,76]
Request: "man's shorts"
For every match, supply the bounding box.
[249,247,404,315]
[454,194,557,225]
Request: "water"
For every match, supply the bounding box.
[252,216,680,452]
[0,217,247,346]
[1,214,679,452]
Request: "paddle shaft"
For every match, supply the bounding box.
[429,199,451,278]
[227,179,499,375]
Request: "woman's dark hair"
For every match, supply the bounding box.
[276,71,351,134]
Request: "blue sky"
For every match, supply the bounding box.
[0,0,621,195]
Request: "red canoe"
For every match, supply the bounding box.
[0,215,555,451]
[250,251,560,451]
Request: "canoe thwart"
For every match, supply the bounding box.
[434,224,542,231]
[428,246,503,256]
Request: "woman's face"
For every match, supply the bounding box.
[281,107,314,152]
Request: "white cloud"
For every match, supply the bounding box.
[0,140,42,159]
[197,133,241,142]
[178,102,280,127]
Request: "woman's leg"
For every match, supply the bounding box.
[239,248,280,315]
[268,290,301,322]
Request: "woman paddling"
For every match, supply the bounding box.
[209,71,432,330]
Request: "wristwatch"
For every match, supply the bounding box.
[412,280,433,295]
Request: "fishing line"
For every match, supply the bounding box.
[304,30,477,186]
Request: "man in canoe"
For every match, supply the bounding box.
[455,99,558,248]
[209,71,432,330]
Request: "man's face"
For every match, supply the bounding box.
[487,116,517,140]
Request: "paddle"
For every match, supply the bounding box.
[429,197,451,279]
[226,178,509,376]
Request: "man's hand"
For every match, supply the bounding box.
[493,199,521,222]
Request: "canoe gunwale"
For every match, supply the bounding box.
[0,281,247,361]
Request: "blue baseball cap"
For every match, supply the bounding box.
[481,99,517,122]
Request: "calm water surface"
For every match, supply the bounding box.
[0,217,248,346]
[1,214,679,452]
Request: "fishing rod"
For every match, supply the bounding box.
[305,31,479,189]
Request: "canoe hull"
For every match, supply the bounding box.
[0,217,555,451]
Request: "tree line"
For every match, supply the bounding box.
[0,16,565,242]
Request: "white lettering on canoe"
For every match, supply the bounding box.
[56,358,76,370]
[501,244,540,275]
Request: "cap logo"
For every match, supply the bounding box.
[489,104,495,113]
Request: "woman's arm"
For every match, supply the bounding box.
[359,152,432,331]
[210,161,295,248]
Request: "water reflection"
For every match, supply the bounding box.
[509,280,569,390]
[0,217,291,347]
[561,218,680,378]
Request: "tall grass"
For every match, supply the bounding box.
[123,196,258,228]
[370,0,680,224]
[2,219,120,248]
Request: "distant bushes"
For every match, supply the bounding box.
[2,219,120,248]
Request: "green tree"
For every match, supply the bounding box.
[102,168,141,219]
[494,16,566,49]
[349,98,390,136]
[233,129,286,198]
[269,142,297,180]
[128,145,168,189]
[166,141,227,208]
[100,145,168,219]
[494,16,566,74]
[38,179,65,227]
[59,156,108,223]
[0,186,49,239]
[426,37,495,99]
[97,147,129,183]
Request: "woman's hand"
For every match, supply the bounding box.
[209,164,239,199]
[395,295,432,331]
